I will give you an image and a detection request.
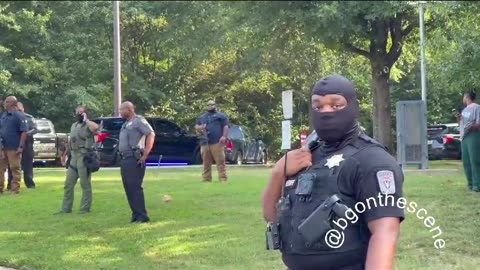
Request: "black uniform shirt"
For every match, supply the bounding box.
[282,136,404,270]
[335,139,405,226]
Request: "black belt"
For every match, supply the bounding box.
[119,151,135,159]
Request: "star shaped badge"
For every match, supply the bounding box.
[324,154,345,169]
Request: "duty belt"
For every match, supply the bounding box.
[119,150,136,159]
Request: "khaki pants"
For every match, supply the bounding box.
[201,143,227,181]
[0,150,22,193]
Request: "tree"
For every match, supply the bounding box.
[236,1,421,151]
[309,2,421,151]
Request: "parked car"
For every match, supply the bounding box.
[33,118,69,165]
[92,117,201,166]
[224,125,267,164]
[427,123,461,160]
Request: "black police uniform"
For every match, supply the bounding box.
[278,133,404,270]
[270,75,404,270]
[21,113,36,188]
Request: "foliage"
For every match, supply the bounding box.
[0,1,478,158]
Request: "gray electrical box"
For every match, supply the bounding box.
[396,100,428,169]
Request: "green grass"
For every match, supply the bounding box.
[0,163,478,270]
[404,159,463,170]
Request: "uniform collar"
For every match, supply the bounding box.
[6,108,18,115]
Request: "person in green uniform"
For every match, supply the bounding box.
[56,106,99,214]
[458,90,480,192]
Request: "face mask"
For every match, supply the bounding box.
[310,75,359,143]
[76,114,84,123]
[207,108,216,113]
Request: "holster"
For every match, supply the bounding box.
[297,194,347,243]
[133,148,143,160]
[83,150,100,173]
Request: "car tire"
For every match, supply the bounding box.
[192,149,202,165]
[261,151,267,164]
[235,152,244,165]
[112,153,121,167]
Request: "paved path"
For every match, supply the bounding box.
[0,267,16,270]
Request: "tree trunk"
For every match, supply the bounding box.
[371,60,393,153]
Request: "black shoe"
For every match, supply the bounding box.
[134,217,150,223]
[54,210,72,215]
[27,186,35,189]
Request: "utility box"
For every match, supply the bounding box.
[396,100,428,169]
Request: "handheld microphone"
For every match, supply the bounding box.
[307,134,320,152]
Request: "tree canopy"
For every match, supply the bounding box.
[0,1,477,158]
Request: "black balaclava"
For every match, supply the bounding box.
[311,75,360,149]
[76,113,84,123]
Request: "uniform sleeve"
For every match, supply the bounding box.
[475,106,480,123]
[17,113,28,132]
[136,118,154,136]
[355,149,405,223]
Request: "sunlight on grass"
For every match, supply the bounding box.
[63,244,119,262]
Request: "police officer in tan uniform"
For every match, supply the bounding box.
[56,106,99,214]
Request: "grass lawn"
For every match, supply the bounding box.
[0,162,479,270]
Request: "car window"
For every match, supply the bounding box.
[242,127,252,139]
[447,126,460,134]
[427,125,448,136]
[36,120,53,134]
[228,126,244,140]
[95,118,125,132]
[153,119,181,134]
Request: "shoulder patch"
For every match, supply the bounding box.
[285,179,296,187]
[376,170,396,194]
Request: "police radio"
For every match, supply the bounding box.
[265,137,320,250]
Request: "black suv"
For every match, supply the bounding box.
[92,117,201,166]
[224,125,267,164]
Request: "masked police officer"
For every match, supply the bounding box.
[118,101,155,223]
[56,106,99,214]
[262,75,404,270]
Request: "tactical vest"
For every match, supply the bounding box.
[278,134,384,255]
[69,122,94,151]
